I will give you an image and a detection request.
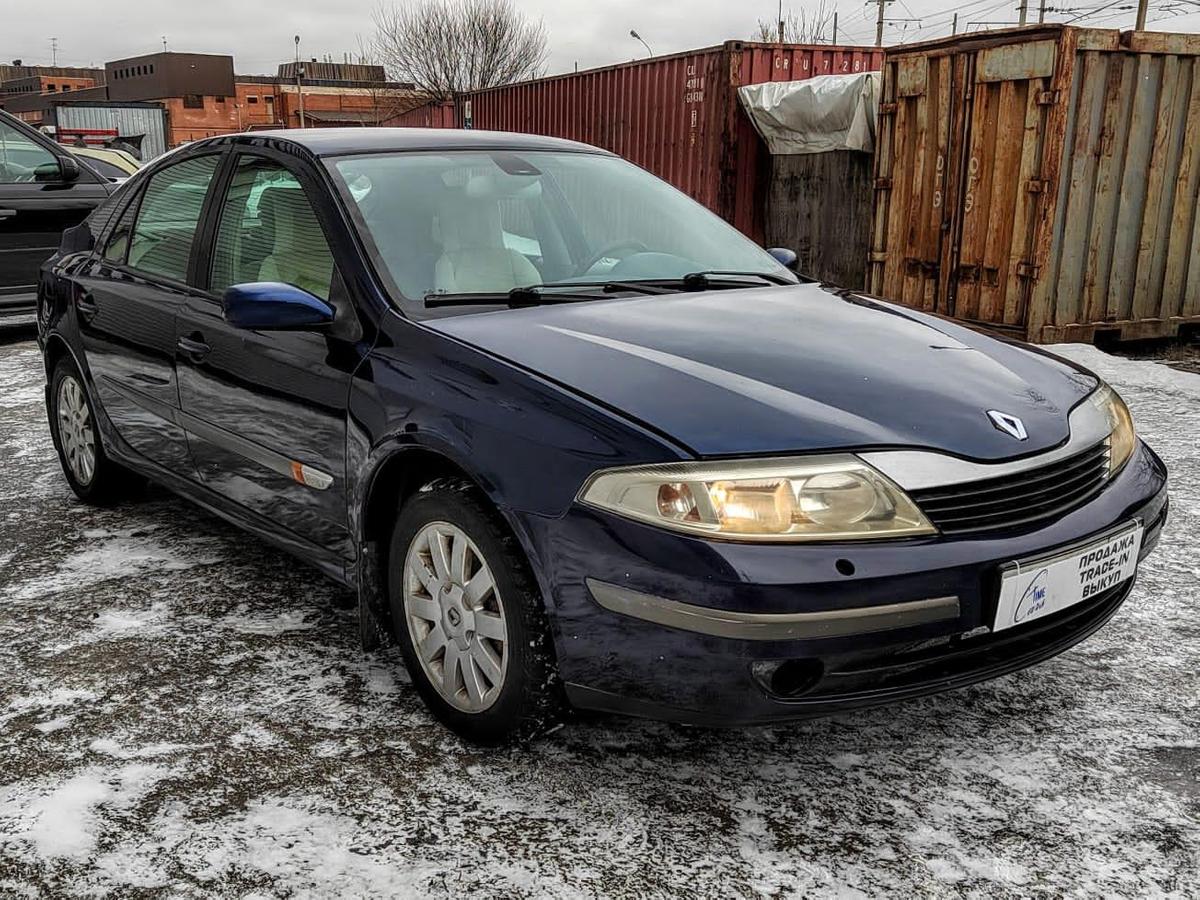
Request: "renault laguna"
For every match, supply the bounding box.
[36,129,1169,743]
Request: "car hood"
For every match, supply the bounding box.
[427,285,1098,460]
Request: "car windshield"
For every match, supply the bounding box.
[328,150,792,313]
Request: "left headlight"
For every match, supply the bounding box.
[1090,383,1136,475]
[578,455,936,542]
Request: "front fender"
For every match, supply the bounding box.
[347,323,686,530]
[345,322,687,649]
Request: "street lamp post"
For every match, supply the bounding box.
[629,30,653,58]
[294,34,306,129]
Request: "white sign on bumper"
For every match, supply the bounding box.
[994,522,1143,633]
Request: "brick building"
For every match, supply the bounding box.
[1,52,421,147]
[0,63,104,97]
[0,74,98,99]
[103,52,419,143]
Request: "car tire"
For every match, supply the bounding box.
[48,356,138,506]
[388,477,562,744]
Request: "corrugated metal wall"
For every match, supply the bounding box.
[52,104,168,159]
[464,42,882,241]
[870,26,1200,344]
[468,46,727,214]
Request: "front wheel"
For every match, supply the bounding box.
[388,479,561,744]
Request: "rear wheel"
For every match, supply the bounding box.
[388,478,561,744]
[48,357,137,505]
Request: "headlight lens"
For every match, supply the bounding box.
[1090,384,1136,474]
[579,456,936,541]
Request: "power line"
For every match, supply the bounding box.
[917,0,1015,34]
[780,0,1187,49]
[1065,0,1125,20]
[903,0,1016,33]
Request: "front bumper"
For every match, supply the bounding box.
[517,440,1169,726]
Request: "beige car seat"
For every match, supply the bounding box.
[256,188,334,299]
[433,183,539,294]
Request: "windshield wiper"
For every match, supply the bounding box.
[424,289,594,309]
[536,279,675,296]
[422,272,792,308]
[424,281,670,309]
[681,270,796,288]
[564,271,795,295]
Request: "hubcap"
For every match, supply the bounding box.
[403,522,509,713]
[57,375,96,486]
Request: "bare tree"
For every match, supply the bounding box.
[754,2,838,43]
[372,0,548,100]
[353,38,427,126]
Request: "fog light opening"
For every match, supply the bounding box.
[752,659,824,698]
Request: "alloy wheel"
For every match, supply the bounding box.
[403,521,509,713]
[57,375,96,486]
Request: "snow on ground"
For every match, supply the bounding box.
[0,331,1196,897]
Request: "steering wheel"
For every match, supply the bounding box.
[576,239,650,275]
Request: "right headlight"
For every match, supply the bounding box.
[577,455,936,542]
[1089,383,1136,475]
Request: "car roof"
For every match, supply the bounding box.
[69,146,140,172]
[227,127,612,158]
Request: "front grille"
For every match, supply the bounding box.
[911,440,1111,535]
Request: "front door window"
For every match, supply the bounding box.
[0,119,57,183]
[210,156,335,301]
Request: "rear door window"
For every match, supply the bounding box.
[126,155,220,282]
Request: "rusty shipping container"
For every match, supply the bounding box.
[460,41,882,245]
[870,25,1200,343]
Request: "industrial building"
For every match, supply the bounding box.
[0,52,421,149]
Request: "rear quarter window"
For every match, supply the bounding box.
[84,182,132,241]
[99,187,142,264]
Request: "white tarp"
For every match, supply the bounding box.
[738,72,881,155]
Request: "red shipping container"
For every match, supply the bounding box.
[460,41,882,243]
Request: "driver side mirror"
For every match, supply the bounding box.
[223,282,335,330]
[34,154,81,183]
[767,247,799,271]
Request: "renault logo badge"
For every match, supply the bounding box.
[987,410,1028,440]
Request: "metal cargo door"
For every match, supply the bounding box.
[870,51,966,312]
[947,40,1057,331]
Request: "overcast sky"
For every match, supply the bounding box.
[4,0,1198,77]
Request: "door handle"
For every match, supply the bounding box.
[75,292,98,320]
[177,334,212,363]
[0,208,16,220]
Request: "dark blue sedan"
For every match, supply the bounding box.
[36,129,1168,743]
